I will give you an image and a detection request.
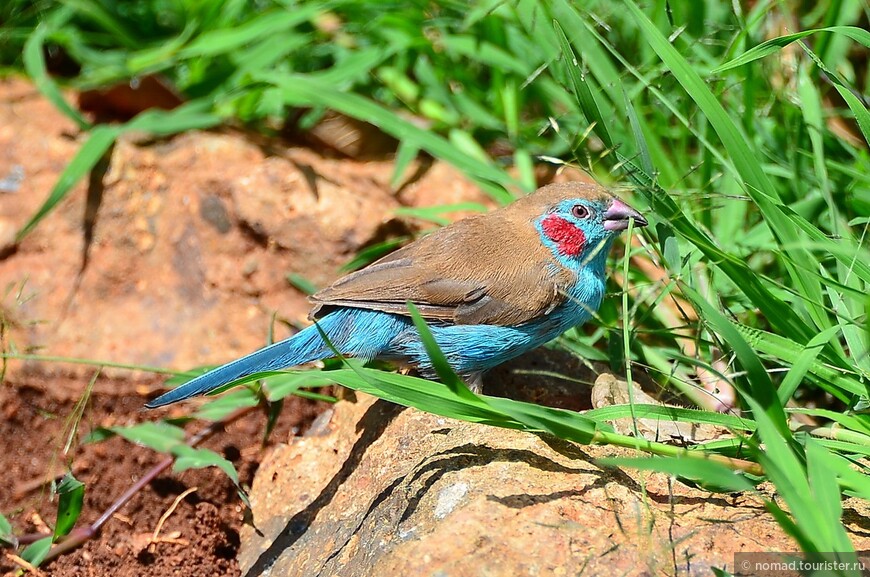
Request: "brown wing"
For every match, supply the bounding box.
[309,211,577,326]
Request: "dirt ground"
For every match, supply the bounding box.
[1,372,325,577]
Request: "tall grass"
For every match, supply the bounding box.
[3,0,869,570]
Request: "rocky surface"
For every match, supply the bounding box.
[238,393,870,576]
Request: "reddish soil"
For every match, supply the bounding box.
[1,369,326,576]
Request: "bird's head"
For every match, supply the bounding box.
[522,182,648,269]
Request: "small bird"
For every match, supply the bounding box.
[146,181,647,408]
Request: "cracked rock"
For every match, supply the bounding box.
[238,393,870,576]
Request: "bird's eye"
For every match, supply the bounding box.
[571,204,591,219]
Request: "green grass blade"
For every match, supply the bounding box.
[180,7,322,59]
[680,283,789,435]
[623,0,779,201]
[553,19,613,150]
[16,125,120,242]
[124,100,222,134]
[323,368,510,425]
[22,8,90,131]
[597,456,756,492]
[805,438,850,550]
[258,72,517,202]
[623,88,653,177]
[548,0,624,107]
[777,326,842,404]
[747,396,859,557]
[623,0,839,340]
[819,450,870,501]
[735,324,865,398]
[390,140,419,190]
[796,39,870,147]
[194,388,260,421]
[584,404,754,431]
[62,0,140,49]
[830,82,870,147]
[406,302,479,402]
[713,26,870,73]
[0,514,13,546]
[484,395,598,444]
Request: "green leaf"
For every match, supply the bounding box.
[447,129,491,165]
[286,273,319,296]
[584,404,754,431]
[623,87,653,177]
[735,323,865,397]
[0,512,14,546]
[264,396,283,445]
[179,8,322,59]
[819,450,870,501]
[791,408,870,437]
[193,388,259,421]
[597,456,757,492]
[20,536,52,568]
[255,72,517,203]
[264,371,334,402]
[514,149,535,192]
[834,82,870,143]
[390,140,420,190]
[746,396,854,554]
[123,100,221,135]
[553,19,613,150]
[622,0,837,345]
[82,426,116,444]
[322,368,508,426]
[485,395,599,444]
[111,421,186,453]
[53,472,85,540]
[340,237,410,273]
[163,366,215,389]
[713,26,870,73]
[548,0,623,111]
[777,326,841,404]
[797,41,870,148]
[806,439,846,552]
[23,8,90,131]
[680,283,789,435]
[171,445,239,484]
[406,302,480,403]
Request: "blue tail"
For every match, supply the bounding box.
[145,308,409,408]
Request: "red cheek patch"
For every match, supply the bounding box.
[541,215,586,257]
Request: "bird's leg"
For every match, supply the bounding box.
[464,371,484,393]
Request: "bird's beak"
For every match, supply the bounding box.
[603,198,647,232]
